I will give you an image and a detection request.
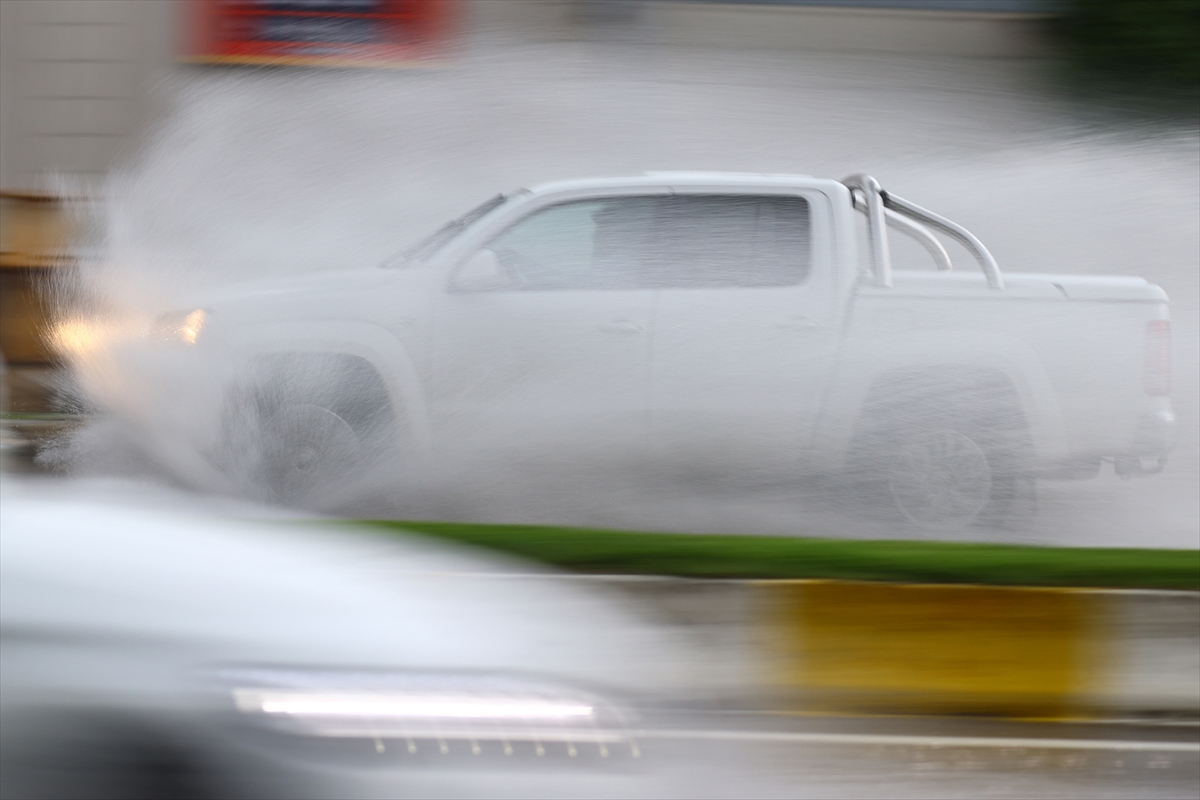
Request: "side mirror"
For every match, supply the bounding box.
[452,249,507,293]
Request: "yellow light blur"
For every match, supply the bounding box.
[180,309,206,345]
[49,319,102,359]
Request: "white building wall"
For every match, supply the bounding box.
[0,0,177,189]
[1,0,1051,190]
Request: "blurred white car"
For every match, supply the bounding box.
[0,481,684,799]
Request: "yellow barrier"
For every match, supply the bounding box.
[762,581,1105,717]
[1,190,79,367]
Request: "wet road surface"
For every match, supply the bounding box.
[643,711,1200,799]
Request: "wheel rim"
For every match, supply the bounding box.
[263,404,362,505]
[888,429,992,527]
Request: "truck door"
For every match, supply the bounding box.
[430,197,658,464]
[647,190,839,474]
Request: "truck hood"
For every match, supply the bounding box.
[194,268,402,308]
[183,267,439,335]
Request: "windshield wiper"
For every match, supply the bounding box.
[382,193,507,268]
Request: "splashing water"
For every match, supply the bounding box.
[46,39,1199,548]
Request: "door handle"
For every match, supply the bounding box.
[600,318,644,334]
[776,316,820,331]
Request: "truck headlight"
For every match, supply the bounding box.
[223,669,637,756]
[154,309,207,345]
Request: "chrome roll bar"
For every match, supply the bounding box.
[842,174,892,288]
[851,193,952,273]
[842,174,1004,290]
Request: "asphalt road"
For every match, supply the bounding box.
[640,712,1200,799]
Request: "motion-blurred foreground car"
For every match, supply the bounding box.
[0,482,683,799]
[68,172,1175,527]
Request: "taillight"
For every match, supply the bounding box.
[1144,320,1171,396]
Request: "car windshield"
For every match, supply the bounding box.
[381,193,509,268]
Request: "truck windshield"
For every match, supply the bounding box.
[381,193,508,268]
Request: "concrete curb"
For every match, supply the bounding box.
[578,576,1200,718]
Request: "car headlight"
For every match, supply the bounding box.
[154,308,207,345]
[222,669,638,758]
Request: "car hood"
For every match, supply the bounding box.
[195,269,400,307]
[184,267,441,335]
[0,481,686,699]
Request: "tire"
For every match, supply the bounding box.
[887,428,993,527]
[217,355,397,510]
[848,378,1037,531]
[259,403,364,507]
[974,442,1038,529]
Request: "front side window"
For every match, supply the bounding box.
[472,194,811,291]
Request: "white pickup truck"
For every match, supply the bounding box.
[143,172,1175,527]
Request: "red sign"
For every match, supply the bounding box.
[184,0,455,68]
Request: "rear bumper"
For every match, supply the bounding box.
[1130,408,1178,458]
[1037,408,1177,481]
[1106,409,1176,480]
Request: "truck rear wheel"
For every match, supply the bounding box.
[849,374,1036,531]
[887,429,993,527]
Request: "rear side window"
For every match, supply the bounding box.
[482,194,810,290]
[637,195,810,288]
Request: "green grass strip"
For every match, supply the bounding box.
[352,520,1199,590]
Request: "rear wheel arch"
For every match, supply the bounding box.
[853,366,1032,441]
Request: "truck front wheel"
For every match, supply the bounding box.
[217,354,397,510]
[259,403,363,507]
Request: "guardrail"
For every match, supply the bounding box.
[544,576,1200,718]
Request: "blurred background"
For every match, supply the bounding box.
[1,3,1197,799]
